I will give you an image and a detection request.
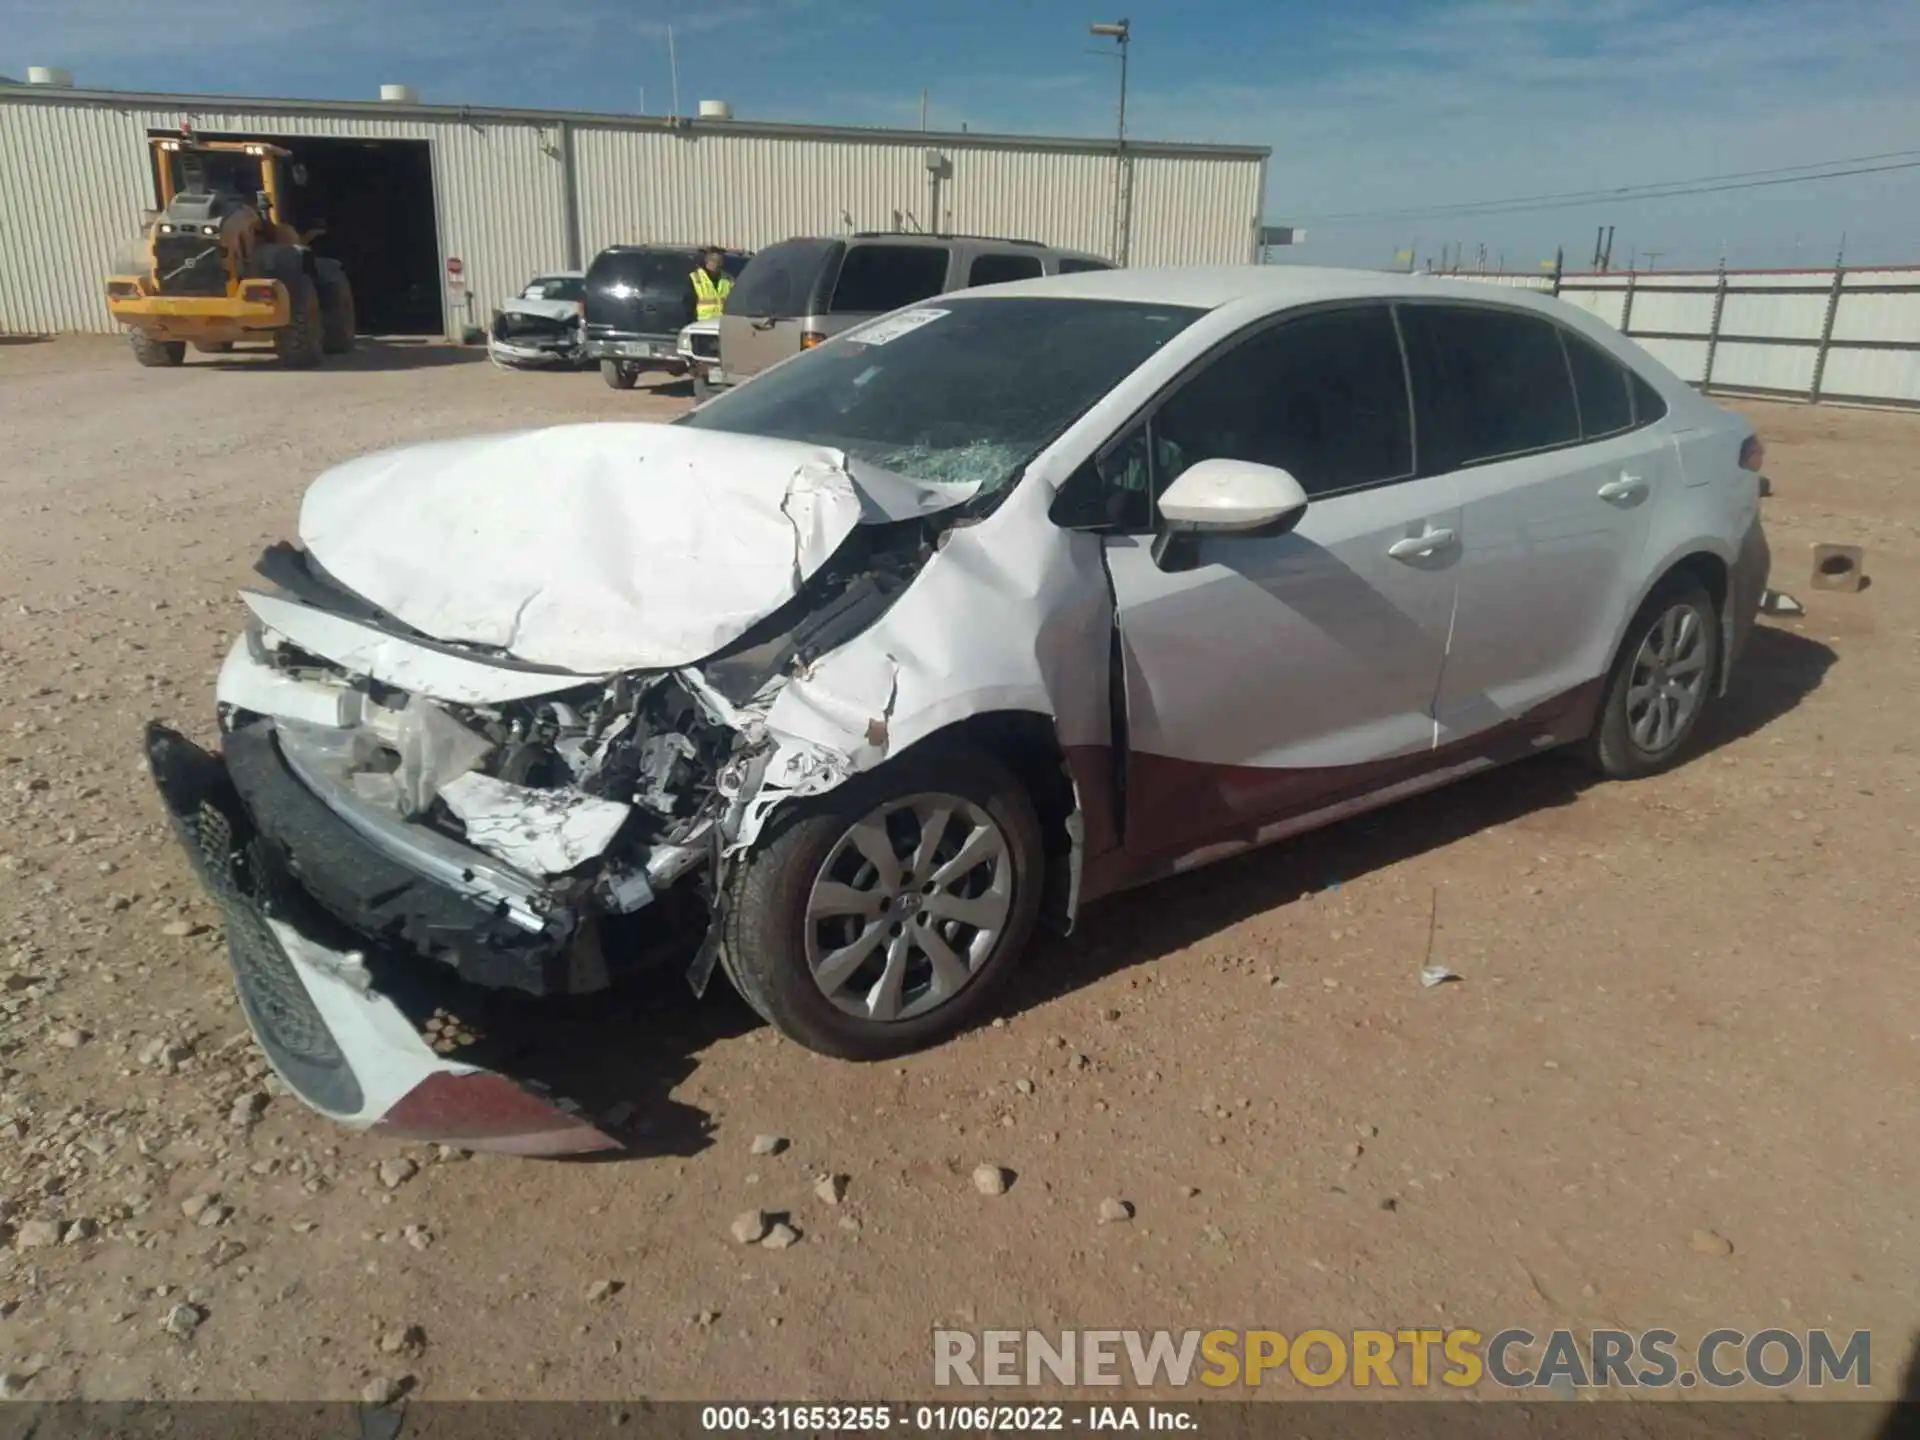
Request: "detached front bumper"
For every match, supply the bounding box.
[144,723,619,1156]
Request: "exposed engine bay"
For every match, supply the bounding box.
[222,517,938,997]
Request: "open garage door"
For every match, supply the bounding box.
[147,131,443,336]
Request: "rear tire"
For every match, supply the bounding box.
[274,277,325,369]
[320,284,356,354]
[1584,576,1721,780]
[131,333,186,368]
[601,359,638,390]
[722,744,1045,1061]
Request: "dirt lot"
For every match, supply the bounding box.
[1,334,1916,1405]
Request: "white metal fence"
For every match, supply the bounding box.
[1450,265,1920,409]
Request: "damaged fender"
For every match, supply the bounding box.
[719,466,1119,924]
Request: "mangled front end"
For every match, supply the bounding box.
[145,428,950,1151]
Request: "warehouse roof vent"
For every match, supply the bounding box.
[698,99,733,120]
[27,66,76,87]
[380,83,420,104]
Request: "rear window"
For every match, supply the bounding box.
[968,252,1044,287]
[725,239,836,320]
[1058,257,1114,274]
[829,244,951,314]
[586,249,697,298]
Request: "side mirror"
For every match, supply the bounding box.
[1151,458,1308,571]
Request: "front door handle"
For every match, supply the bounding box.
[1597,474,1646,504]
[1387,527,1456,561]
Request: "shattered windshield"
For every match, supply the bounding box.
[524,276,585,301]
[681,297,1203,490]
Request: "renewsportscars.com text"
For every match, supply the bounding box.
[933,1328,1872,1391]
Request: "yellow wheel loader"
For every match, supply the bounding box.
[105,134,356,369]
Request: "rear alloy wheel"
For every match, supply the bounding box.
[723,747,1044,1060]
[274,276,326,369]
[1586,577,1720,779]
[601,359,639,390]
[131,332,186,368]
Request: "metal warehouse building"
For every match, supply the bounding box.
[0,79,1269,339]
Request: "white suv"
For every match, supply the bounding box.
[148,266,1768,1153]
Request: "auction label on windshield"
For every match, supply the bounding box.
[852,308,948,345]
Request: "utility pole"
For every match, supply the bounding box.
[667,24,681,118]
[1090,19,1132,265]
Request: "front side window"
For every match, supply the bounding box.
[1058,257,1115,274]
[968,253,1044,287]
[829,245,951,313]
[682,297,1202,493]
[1150,306,1414,500]
[1399,304,1581,470]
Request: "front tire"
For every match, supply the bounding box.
[601,359,638,390]
[274,277,325,369]
[131,333,185,368]
[1585,576,1721,779]
[320,284,356,354]
[722,745,1045,1060]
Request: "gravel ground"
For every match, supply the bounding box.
[1,334,1916,1403]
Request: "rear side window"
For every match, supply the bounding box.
[829,244,950,313]
[724,238,839,319]
[1058,257,1114,274]
[968,252,1044,287]
[1150,305,1413,500]
[1400,305,1581,470]
[1561,329,1634,439]
[1630,370,1668,425]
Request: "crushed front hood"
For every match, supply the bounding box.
[297,423,975,674]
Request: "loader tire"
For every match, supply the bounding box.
[321,283,357,354]
[274,277,325,369]
[131,333,186,368]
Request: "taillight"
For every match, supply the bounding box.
[242,282,278,304]
[1739,435,1765,473]
[800,331,826,349]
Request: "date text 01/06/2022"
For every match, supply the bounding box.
[699,1405,1198,1431]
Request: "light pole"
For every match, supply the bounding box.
[1089,18,1131,265]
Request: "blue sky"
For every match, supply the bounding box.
[10,0,1919,270]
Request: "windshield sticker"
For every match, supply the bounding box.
[850,308,949,346]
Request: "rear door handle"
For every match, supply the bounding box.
[1597,474,1646,503]
[1387,527,1456,561]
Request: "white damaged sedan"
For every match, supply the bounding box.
[148,267,1769,1152]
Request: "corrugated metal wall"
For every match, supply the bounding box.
[1455,265,1920,408]
[1,91,1265,336]
[0,97,568,336]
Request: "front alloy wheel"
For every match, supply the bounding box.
[805,794,1014,1023]
[724,746,1043,1060]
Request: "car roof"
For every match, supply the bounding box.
[533,270,584,280]
[963,264,1571,314]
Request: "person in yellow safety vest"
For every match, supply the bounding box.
[690,248,733,321]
